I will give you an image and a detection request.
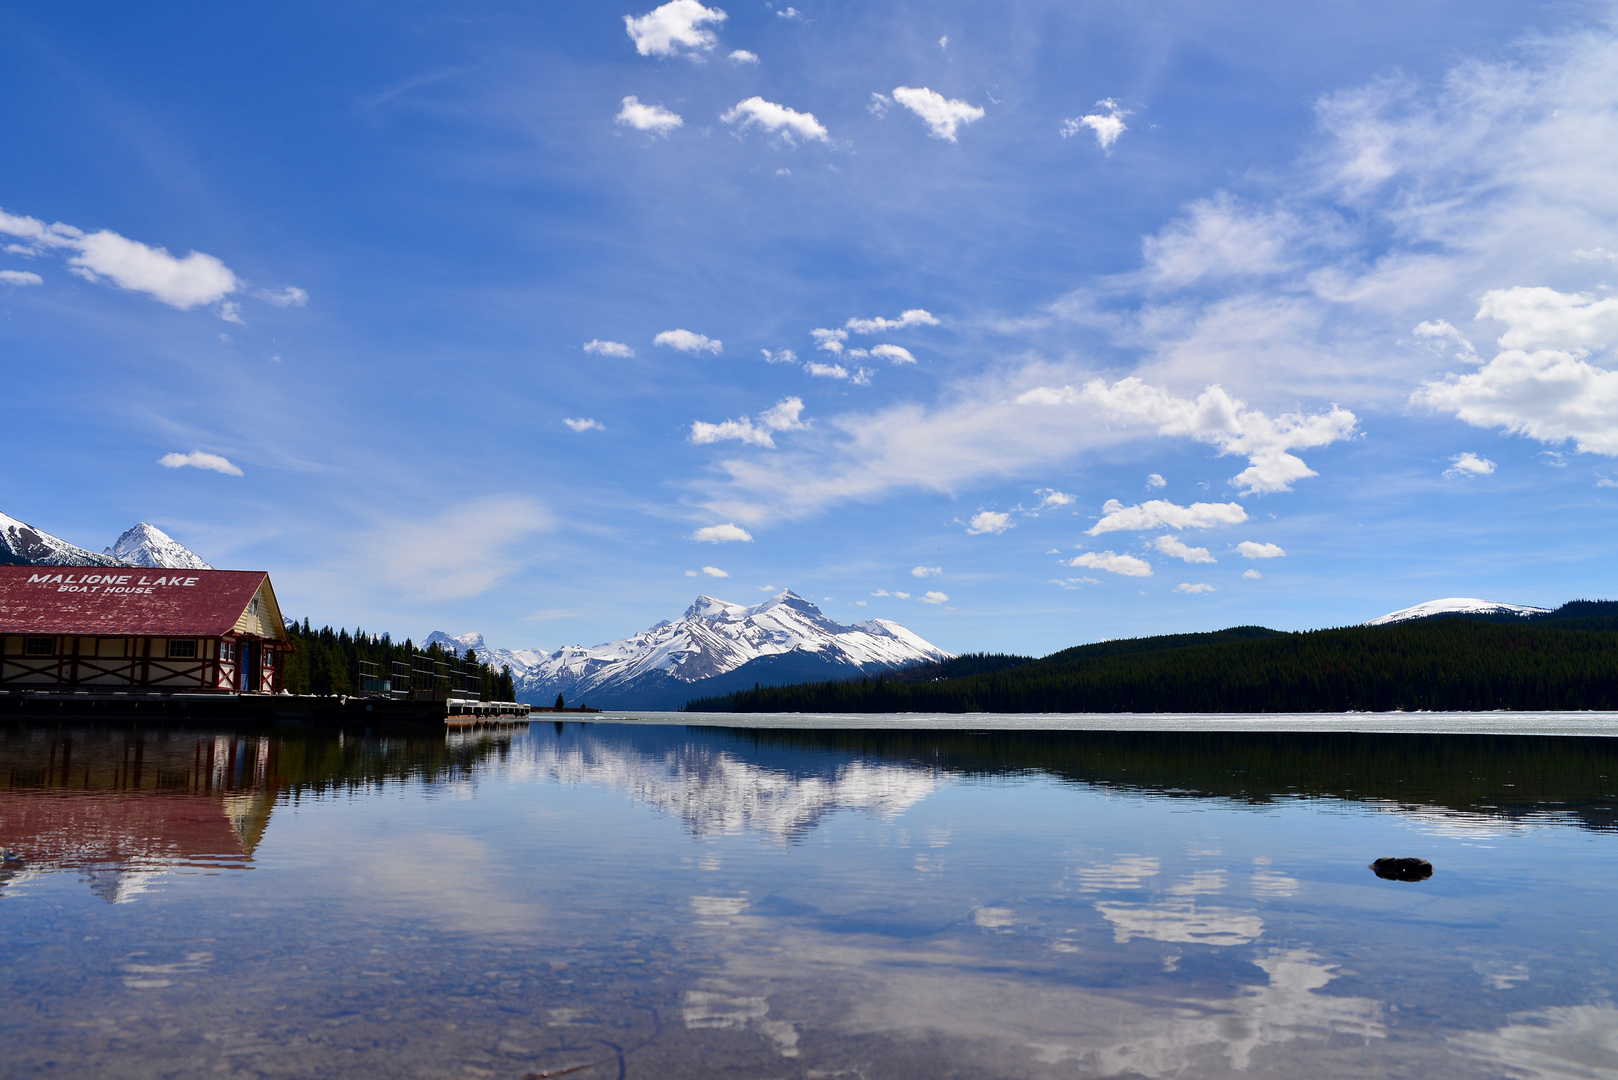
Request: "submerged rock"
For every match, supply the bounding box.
[1370,857,1433,882]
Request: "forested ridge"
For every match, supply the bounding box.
[278,620,515,700]
[684,610,1618,713]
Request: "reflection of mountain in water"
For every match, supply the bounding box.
[706,728,1618,833]
[0,726,517,900]
[512,724,945,841]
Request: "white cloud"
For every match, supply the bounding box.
[1061,98,1129,150]
[360,497,553,602]
[938,35,949,49]
[563,417,604,432]
[585,339,636,358]
[256,285,308,307]
[920,591,949,604]
[691,397,805,448]
[685,569,698,576]
[1176,582,1215,594]
[721,97,828,143]
[805,361,871,385]
[893,590,911,599]
[1022,378,1357,494]
[776,5,802,18]
[616,96,684,134]
[868,344,916,364]
[158,451,243,476]
[1244,569,1263,579]
[691,417,774,447]
[758,396,807,431]
[1033,488,1073,509]
[891,87,984,142]
[872,589,890,596]
[845,308,939,333]
[0,208,244,313]
[761,348,796,364]
[701,565,729,577]
[70,229,238,311]
[1416,288,1618,455]
[1089,498,1247,535]
[867,92,891,118]
[812,327,847,353]
[1140,194,1301,288]
[1236,541,1286,559]
[1153,535,1215,563]
[1147,473,1167,488]
[218,301,244,325]
[728,49,758,64]
[911,565,942,578]
[1071,551,1153,577]
[1444,452,1496,478]
[966,510,1012,535]
[0,270,41,286]
[624,0,726,57]
[655,328,722,354]
[692,523,753,542]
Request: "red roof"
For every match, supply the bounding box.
[0,566,274,638]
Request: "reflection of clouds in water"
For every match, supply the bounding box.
[973,906,1016,928]
[1169,869,1226,895]
[1043,950,1385,1075]
[691,895,749,925]
[1371,800,1585,841]
[507,740,943,841]
[1452,1003,1618,1080]
[1095,900,1264,946]
[120,950,212,990]
[1077,855,1160,891]
[1474,959,1532,991]
[683,990,799,1057]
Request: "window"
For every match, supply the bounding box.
[167,639,197,659]
[24,637,55,657]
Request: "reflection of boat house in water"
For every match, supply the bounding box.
[0,567,292,693]
[0,731,279,902]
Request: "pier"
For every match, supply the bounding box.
[0,689,534,731]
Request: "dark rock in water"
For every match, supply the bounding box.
[1370,857,1433,882]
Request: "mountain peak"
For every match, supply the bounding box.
[1364,597,1552,626]
[0,511,122,567]
[103,522,212,570]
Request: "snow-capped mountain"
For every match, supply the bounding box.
[1364,597,1552,626]
[421,631,547,675]
[0,511,122,567]
[430,590,951,708]
[102,522,213,570]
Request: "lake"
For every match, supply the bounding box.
[4,719,1617,1078]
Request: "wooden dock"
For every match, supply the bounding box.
[0,690,535,731]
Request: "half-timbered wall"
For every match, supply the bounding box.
[0,634,279,691]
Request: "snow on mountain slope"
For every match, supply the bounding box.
[0,511,122,567]
[1364,598,1552,626]
[432,590,951,701]
[421,630,547,675]
[103,523,213,570]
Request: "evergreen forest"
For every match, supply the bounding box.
[278,619,516,701]
[684,606,1618,714]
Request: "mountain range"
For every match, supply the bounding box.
[0,511,212,570]
[426,590,952,710]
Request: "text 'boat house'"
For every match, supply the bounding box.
[0,566,291,693]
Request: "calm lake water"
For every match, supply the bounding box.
[4,720,1618,1079]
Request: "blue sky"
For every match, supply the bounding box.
[4,1,1618,657]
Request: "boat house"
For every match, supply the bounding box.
[0,567,292,693]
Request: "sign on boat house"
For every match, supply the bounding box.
[0,566,292,693]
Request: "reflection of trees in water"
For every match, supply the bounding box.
[699,727,1618,832]
[0,725,517,901]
